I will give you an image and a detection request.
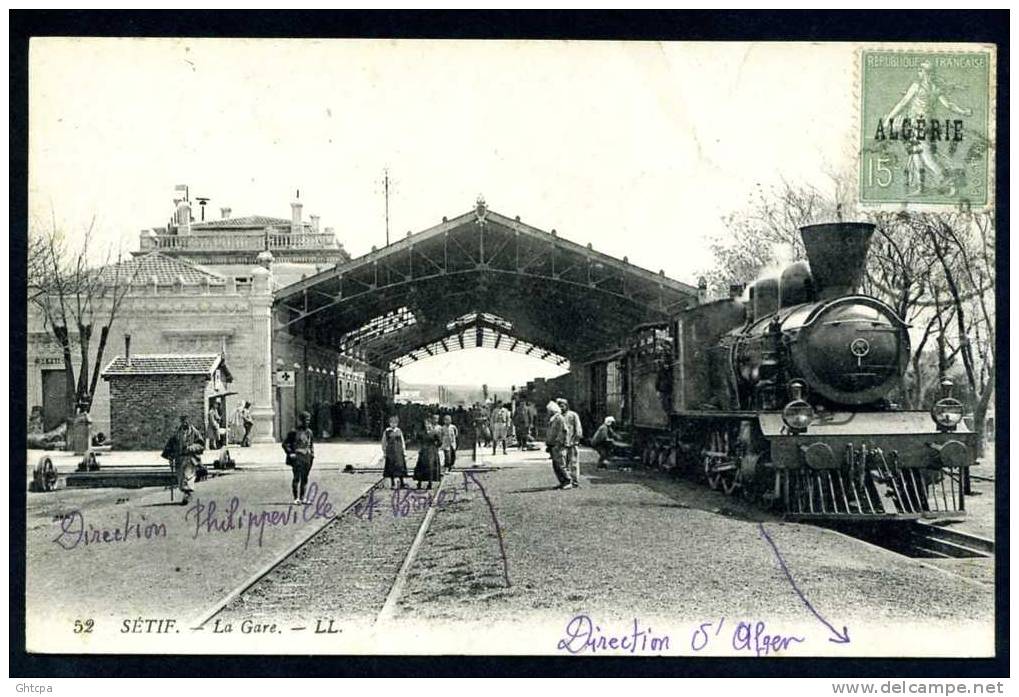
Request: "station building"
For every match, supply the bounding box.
[28,192,696,450]
[26,193,390,447]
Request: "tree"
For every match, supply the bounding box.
[703,176,849,297]
[860,212,950,408]
[28,214,137,419]
[918,212,995,455]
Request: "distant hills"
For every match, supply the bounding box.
[396,381,518,406]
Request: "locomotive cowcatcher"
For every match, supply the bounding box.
[586,222,976,521]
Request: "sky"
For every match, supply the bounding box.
[28,38,862,387]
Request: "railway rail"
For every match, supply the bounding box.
[191,465,471,630]
[824,519,995,560]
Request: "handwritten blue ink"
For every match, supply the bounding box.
[351,486,381,521]
[758,523,851,644]
[732,620,805,657]
[390,488,460,518]
[462,470,510,587]
[690,617,724,651]
[185,481,335,548]
[557,615,670,654]
[53,510,167,550]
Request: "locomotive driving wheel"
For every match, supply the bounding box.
[702,428,740,495]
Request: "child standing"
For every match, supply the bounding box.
[382,415,408,489]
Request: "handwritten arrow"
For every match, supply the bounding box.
[758,522,851,644]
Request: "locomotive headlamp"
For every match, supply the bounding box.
[931,380,964,431]
[782,380,814,433]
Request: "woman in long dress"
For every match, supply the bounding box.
[228,402,245,445]
[413,414,442,489]
[382,415,408,489]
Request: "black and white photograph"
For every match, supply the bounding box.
[10,10,1008,683]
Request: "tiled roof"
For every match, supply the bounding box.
[191,215,296,229]
[103,354,227,377]
[104,252,225,285]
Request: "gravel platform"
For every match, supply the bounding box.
[25,454,383,652]
[214,477,460,625]
[386,449,994,655]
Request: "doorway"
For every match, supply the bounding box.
[41,368,70,432]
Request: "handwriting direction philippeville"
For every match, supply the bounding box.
[51,482,337,551]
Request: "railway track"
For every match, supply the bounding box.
[825,519,995,560]
[192,466,463,630]
[906,521,994,559]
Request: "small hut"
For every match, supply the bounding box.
[102,349,233,450]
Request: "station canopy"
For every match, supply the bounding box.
[274,198,698,370]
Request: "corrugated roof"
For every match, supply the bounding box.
[104,252,225,286]
[102,353,228,378]
[191,215,295,229]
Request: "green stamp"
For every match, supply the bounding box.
[860,49,992,207]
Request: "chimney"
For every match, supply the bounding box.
[124,334,132,367]
[310,215,320,234]
[176,200,191,235]
[291,194,303,235]
[800,222,875,300]
[697,276,708,304]
[220,207,232,220]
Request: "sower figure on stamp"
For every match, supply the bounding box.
[884,59,973,196]
[161,413,205,506]
[557,397,583,487]
[545,401,572,490]
[382,414,408,489]
[283,411,315,505]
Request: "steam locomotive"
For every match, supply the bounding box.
[577,222,975,520]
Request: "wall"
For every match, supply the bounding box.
[271,323,341,438]
[27,278,268,440]
[108,374,207,450]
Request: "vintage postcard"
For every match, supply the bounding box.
[20,35,1000,665]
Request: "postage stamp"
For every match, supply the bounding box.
[859,48,993,208]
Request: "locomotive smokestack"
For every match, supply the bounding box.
[800,222,875,300]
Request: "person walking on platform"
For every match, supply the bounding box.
[283,411,315,504]
[591,416,620,468]
[557,398,583,487]
[207,401,222,450]
[491,401,511,455]
[440,414,459,471]
[513,397,532,450]
[382,414,408,489]
[239,401,254,447]
[228,402,244,445]
[161,414,205,506]
[414,414,442,490]
[545,401,572,490]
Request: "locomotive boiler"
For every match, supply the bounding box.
[604,222,975,520]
